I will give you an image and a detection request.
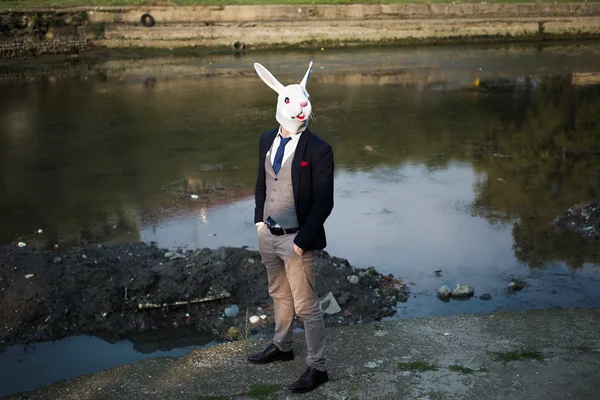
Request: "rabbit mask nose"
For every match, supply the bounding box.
[300,101,308,107]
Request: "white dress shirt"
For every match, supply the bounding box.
[270,127,304,166]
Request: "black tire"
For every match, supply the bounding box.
[232,40,246,52]
[140,13,155,28]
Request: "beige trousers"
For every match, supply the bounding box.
[257,226,327,371]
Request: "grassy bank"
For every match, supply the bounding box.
[1,0,596,10]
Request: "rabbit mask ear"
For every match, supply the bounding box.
[254,63,284,94]
[300,61,313,89]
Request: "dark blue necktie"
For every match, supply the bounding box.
[273,136,292,175]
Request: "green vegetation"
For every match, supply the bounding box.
[247,384,279,399]
[397,361,439,372]
[0,0,593,9]
[448,365,475,374]
[491,350,544,363]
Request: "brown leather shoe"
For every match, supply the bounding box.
[247,344,294,364]
[289,367,329,393]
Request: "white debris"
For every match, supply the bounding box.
[320,292,342,315]
[249,315,260,324]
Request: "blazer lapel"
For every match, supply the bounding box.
[292,129,309,208]
[261,129,279,164]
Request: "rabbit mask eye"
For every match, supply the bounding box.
[284,97,290,104]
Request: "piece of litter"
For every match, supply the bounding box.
[249,315,260,324]
[44,315,51,323]
[18,242,26,248]
[102,312,108,317]
[25,274,35,279]
[190,194,199,200]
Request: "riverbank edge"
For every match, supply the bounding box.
[1,3,600,58]
[5,308,600,399]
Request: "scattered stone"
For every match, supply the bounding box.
[53,257,62,264]
[320,292,342,315]
[248,258,255,264]
[451,284,474,298]
[165,252,186,260]
[509,281,525,291]
[348,275,360,285]
[480,293,492,300]
[337,292,350,305]
[224,305,239,318]
[437,285,451,299]
[249,315,260,324]
[260,315,267,320]
[396,292,408,303]
[24,274,35,279]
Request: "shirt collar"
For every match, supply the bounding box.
[277,125,305,143]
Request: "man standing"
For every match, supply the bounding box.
[248,61,334,394]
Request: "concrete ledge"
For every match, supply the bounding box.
[6,308,600,399]
[83,4,600,23]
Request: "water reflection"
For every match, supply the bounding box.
[1,44,600,279]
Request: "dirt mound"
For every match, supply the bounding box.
[0,242,408,348]
[555,200,600,241]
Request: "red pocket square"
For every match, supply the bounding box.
[300,161,309,167]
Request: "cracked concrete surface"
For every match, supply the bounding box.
[6,309,600,400]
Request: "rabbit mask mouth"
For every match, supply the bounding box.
[294,112,307,121]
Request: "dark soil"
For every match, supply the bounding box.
[0,242,408,349]
[555,200,600,242]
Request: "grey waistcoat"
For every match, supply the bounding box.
[264,147,298,229]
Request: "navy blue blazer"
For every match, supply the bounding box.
[254,128,334,251]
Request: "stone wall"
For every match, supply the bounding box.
[0,11,89,58]
[1,3,600,58]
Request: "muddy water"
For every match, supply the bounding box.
[2,43,600,397]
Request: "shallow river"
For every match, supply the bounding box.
[1,42,600,397]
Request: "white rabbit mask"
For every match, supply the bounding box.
[254,61,313,135]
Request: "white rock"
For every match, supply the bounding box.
[348,275,360,285]
[260,315,267,320]
[249,315,260,324]
[25,274,35,279]
[437,285,451,299]
[451,284,474,297]
[320,292,342,315]
[224,305,239,318]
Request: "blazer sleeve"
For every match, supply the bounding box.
[294,143,334,249]
[254,134,267,224]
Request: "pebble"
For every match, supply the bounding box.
[509,281,525,291]
[348,275,360,285]
[224,304,239,318]
[480,293,493,300]
[53,257,62,264]
[437,285,451,299]
[25,274,35,279]
[451,284,474,297]
[249,315,260,324]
